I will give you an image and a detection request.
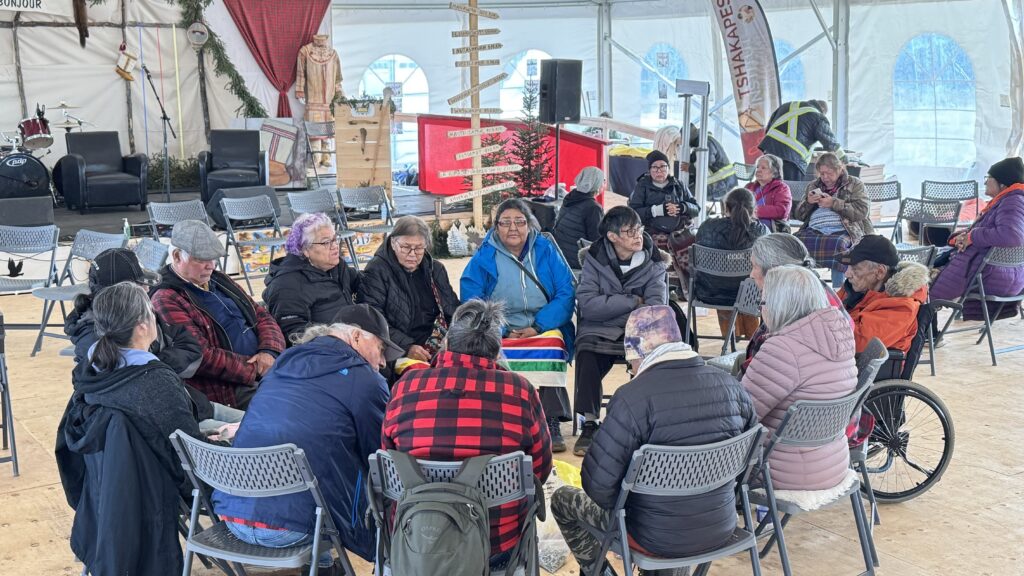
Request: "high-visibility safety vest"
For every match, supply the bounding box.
[765,102,820,163]
[707,163,736,185]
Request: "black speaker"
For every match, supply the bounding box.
[538,59,582,124]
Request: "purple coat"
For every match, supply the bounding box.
[931,187,1024,319]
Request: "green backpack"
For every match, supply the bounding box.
[388,451,493,576]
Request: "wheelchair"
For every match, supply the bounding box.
[855,302,955,503]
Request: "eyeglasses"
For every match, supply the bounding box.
[650,163,670,172]
[497,218,529,229]
[394,242,427,255]
[309,235,341,248]
[617,225,644,238]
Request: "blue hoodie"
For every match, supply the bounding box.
[211,336,389,561]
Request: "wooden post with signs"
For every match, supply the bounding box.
[442,1,520,227]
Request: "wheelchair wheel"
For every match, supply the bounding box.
[862,379,955,503]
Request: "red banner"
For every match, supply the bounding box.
[417,115,606,198]
[711,0,781,162]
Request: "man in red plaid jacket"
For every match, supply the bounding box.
[382,299,552,566]
[151,220,285,409]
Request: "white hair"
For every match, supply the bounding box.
[169,245,191,262]
[762,265,830,332]
[291,322,361,346]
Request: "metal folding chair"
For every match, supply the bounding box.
[782,180,810,228]
[219,195,288,296]
[895,244,936,267]
[891,198,962,247]
[147,199,211,239]
[0,311,17,476]
[31,229,126,356]
[921,179,979,226]
[850,338,889,528]
[304,121,337,188]
[584,425,766,576]
[686,245,754,356]
[864,181,902,243]
[287,188,359,269]
[132,238,170,272]
[337,186,396,236]
[0,225,59,311]
[367,449,540,576]
[169,430,356,576]
[750,387,877,576]
[733,163,756,182]
[935,245,1024,366]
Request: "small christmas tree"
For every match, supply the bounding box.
[509,79,552,197]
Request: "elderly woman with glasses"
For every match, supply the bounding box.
[263,212,361,342]
[461,198,577,452]
[361,215,459,371]
[746,153,793,232]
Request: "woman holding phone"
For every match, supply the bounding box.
[792,153,873,287]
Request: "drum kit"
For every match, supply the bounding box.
[0,101,94,202]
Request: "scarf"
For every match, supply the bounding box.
[635,342,700,376]
[980,182,1024,215]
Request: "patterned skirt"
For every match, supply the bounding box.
[794,228,853,271]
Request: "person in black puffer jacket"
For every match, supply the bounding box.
[552,167,605,269]
[262,212,360,342]
[360,215,459,366]
[551,305,755,575]
[695,187,770,338]
[628,150,700,235]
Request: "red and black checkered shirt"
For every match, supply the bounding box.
[382,351,553,555]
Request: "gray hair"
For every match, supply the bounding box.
[755,154,783,180]
[493,198,540,232]
[389,215,432,250]
[445,299,506,360]
[90,282,155,372]
[762,265,829,332]
[292,322,360,346]
[751,233,815,272]
[169,245,191,262]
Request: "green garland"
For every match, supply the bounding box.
[331,93,398,117]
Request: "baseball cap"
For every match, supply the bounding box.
[623,305,685,361]
[838,235,899,268]
[171,220,226,261]
[333,304,404,362]
[89,248,160,290]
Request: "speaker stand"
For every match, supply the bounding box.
[553,123,561,197]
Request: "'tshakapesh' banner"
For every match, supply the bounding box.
[711,0,781,162]
[0,0,71,17]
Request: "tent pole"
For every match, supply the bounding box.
[12,13,27,119]
[832,0,850,143]
[198,49,212,141]
[597,0,612,114]
[121,0,136,154]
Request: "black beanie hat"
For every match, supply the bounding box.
[987,157,1024,187]
[646,150,670,168]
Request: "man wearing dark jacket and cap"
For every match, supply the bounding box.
[572,206,667,456]
[552,305,755,576]
[553,167,606,269]
[758,99,842,181]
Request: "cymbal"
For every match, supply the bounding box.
[48,102,80,110]
[51,121,81,129]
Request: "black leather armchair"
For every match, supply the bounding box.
[198,130,268,204]
[61,132,148,214]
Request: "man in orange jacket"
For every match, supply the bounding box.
[837,235,931,353]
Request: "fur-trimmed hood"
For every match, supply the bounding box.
[884,261,930,298]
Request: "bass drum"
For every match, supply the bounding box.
[0,153,51,199]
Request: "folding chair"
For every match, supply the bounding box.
[147,199,210,239]
[169,430,356,576]
[219,195,288,296]
[921,179,979,226]
[367,449,541,576]
[850,338,889,529]
[891,198,961,247]
[783,180,809,229]
[935,245,1024,366]
[31,229,126,356]
[895,244,936,267]
[132,238,170,272]
[750,387,877,576]
[337,186,395,236]
[584,425,766,576]
[287,188,359,269]
[0,311,17,476]
[686,245,754,356]
[733,162,756,182]
[0,225,60,319]
[863,181,902,243]
[304,120,336,188]
[706,278,761,374]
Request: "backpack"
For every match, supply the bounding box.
[388,451,494,576]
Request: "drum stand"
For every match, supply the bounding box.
[142,64,176,202]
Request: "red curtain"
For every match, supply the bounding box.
[222,0,331,118]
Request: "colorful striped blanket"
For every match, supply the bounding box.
[394,330,569,388]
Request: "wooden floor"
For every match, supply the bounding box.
[0,256,1021,575]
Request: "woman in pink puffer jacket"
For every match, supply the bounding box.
[742,265,857,490]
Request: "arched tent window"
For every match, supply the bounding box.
[358,54,429,167]
[499,49,551,119]
[640,43,688,128]
[773,40,806,102]
[892,34,976,167]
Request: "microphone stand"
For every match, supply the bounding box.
[142,64,176,202]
